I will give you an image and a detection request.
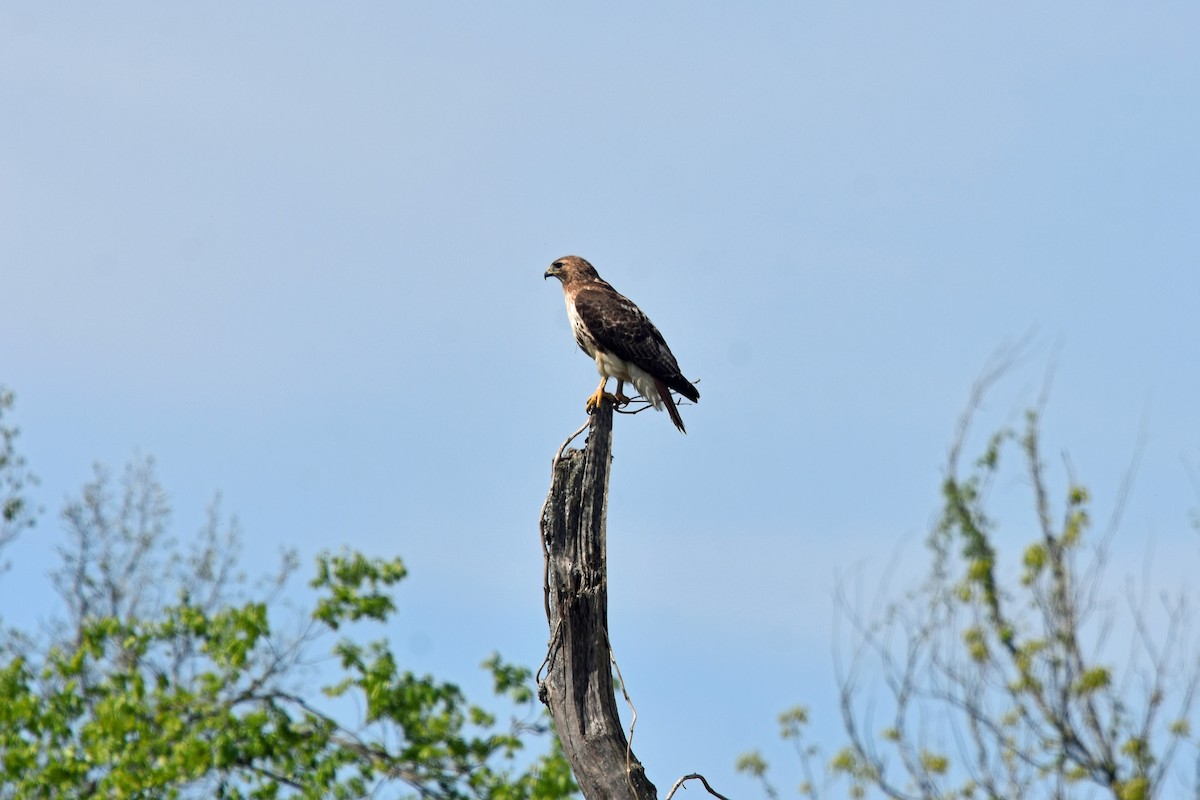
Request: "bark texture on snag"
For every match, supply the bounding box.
[539,400,657,800]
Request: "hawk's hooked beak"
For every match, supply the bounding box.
[543,266,557,280]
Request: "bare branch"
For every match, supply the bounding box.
[665,773,732,800]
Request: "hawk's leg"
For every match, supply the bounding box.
[613,380,631,408]
[585,377,622,412]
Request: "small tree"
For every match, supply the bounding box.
[742,378,1200,800]
[0,388,576,799]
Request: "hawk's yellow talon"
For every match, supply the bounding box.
[585,388,616,412]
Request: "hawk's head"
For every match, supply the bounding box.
[544,255,600,285]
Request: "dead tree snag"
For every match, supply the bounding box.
[538,399,657,800]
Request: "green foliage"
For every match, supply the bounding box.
[736,751,770,779]
[1021,542,1047,585]
[828,747,875,800]
[1116,776,1149,800]
[0,406,577,800]
[1073,666,1111,695]
[962,625,988,662]
[917,750,948,775]
[311,550,407,629]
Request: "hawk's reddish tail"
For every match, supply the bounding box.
[655,379,687,434]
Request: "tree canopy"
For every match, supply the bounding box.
[741,376,1200,800]
[0,388,576,800]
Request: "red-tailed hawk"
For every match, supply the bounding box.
[544,255,699,433]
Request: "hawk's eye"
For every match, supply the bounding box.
[552,261,563,269]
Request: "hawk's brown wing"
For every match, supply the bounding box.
[572,284,699,402]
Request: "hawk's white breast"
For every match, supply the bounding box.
[565,295,594,357]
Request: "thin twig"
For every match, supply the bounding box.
[615,399,654,416]
[607,636,638,781]
[946,333,1035,471]
[614,389,698,417]
[536,619,562,686]
[665,773,732,800]
[554,418,592,464]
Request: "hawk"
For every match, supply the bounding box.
[544,255,699,433]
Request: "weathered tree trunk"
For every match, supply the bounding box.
[539,400,658,800]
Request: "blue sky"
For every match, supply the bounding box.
[2,3,1199,794]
